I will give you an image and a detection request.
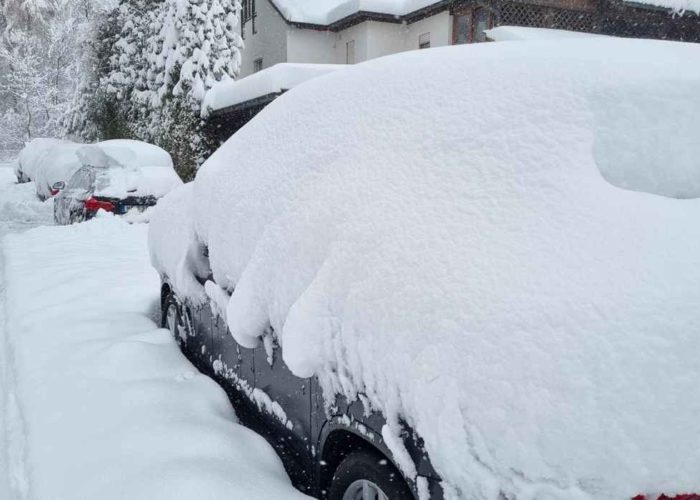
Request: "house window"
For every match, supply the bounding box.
[473,9,494,43]
[454,13,470,44]
[253,57,263,72]
[419,32,431,49]
[251,0,257,34]
[242,0,257,34]
[346,40,355,64]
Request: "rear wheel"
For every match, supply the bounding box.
[66,201,86,224]
[329,450,413,500]
[162,293,190,345]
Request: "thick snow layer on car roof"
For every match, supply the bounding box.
[92,164,183,199]
[270,0,437,24]
[15,138,70,182]
[151,38,700,498]
[203,63,347,113]
[86,140,180,198]
[33,141,85,200]
[96,139,174,169]
[485,25,609,41]
[2,218,308,499]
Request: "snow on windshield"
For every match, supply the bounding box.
[150,38,700,498]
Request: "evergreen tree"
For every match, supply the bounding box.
[64,0,244,179]
[154,0,242,107]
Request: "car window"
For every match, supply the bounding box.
[66,166,96,194]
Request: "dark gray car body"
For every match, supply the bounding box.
[160,280,444,499]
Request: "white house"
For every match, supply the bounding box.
[202,0,698,145]
[238,0,464,78]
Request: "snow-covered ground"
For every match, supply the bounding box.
[0,164,307,499]
[0,163,54,499]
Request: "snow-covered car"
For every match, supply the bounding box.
[149,38,700,500]
[14,138,77,186]
[54,140,181,225]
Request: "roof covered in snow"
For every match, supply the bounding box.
[151,38,700,498]
[204,63,346,113]
[270,0,440,25]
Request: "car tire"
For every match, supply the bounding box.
[68,204,85,225]
[162,292,191,345]
[329,449,413,500]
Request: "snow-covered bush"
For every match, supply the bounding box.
[150,38,700,499]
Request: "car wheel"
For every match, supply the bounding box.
[68,204,85,225]
[329,450,413,500]
[162,293,190,345]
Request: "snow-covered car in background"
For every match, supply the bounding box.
[149,38,700,500]
[14,138,79,187]
[54,140,181,224]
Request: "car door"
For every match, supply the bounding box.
[253,334,314,491]
[60,167,95,223]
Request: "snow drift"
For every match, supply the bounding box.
[150,38,700,499]
[2,218,308,499]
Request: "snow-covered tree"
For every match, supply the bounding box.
[63,0,243,178]
[153,0,243,107]
[1,0,55,37]
[0,0,117,156]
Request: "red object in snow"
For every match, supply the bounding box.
[50,188,60,196]
[84,197,114,213]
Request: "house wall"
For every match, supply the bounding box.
[364,22,406,60]
[286,29,337,64]
[239,0,289,78]
[331,22,371,63]
[403,10,452,50]
[239,2,453,75]
[334,11,453,64]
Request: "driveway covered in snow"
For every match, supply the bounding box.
[0,164,306,499]
[0,164,53,498]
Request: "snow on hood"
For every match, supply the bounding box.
[151,38,700,499]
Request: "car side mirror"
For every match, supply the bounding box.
[52,181,65,191]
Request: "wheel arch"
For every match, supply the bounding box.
[318,417,419,500]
